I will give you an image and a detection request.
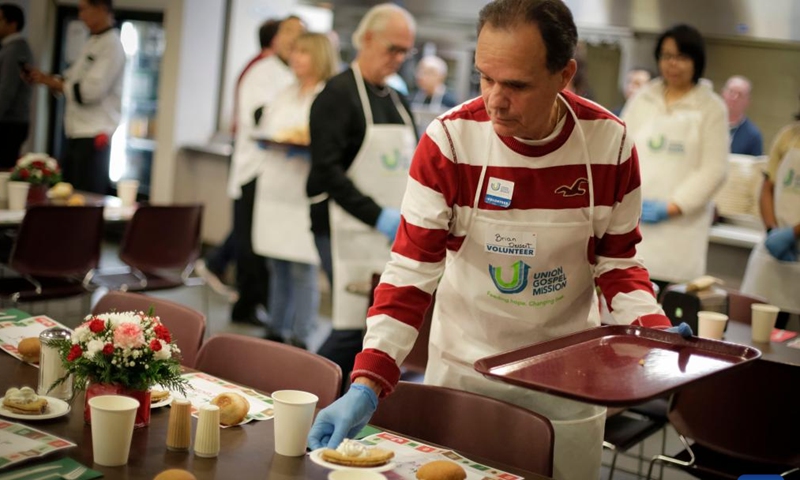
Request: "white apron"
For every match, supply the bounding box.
[425,96,605,480]
[252,83,320,266]
[741,147,800,314]
[635,110,714,282]
[329,64,417,329]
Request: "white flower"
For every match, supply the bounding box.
[72,326,90,343]
[84,339,105,359]
[95,311,142,329]
[154,341,171,361]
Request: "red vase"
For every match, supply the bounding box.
[84,383,152,428]
[26,184,49,206]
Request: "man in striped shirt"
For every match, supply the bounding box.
[309,1,684,478]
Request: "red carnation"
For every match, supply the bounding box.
[154,324,171,343]
[19,169,29,179]
[102,343,114,355]
[89,319,105,333]
[41,168,51,177]
[31,160,45,168]
[150,339,162,352]
[67,344,83,361]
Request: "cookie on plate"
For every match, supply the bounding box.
[150,389,170,403]
[3,387,48,415]
[321,439,394,467]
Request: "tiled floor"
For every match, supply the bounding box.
[3,242,723,479]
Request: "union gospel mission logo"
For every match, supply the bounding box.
[380,148,411,172]
[647,134,685,154]
[487,261,568,308]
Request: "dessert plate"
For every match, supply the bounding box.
[309,448,396,472]
[150,395,173,409]
[0,396,71,420]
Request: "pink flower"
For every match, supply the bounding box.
[113,322,145,349]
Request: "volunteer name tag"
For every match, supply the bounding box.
[486,231,536,256]
[485,177,514,208]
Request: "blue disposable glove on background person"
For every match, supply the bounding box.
[307,383,378,450]
[376,208,401,242]
[641,200,670,224]
[665,322,693,338]
[764,227,798,262]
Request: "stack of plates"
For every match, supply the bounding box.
[714,154,767,219]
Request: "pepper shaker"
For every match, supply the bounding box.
[166,399,192,451]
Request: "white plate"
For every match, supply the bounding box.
[0,396,71,420]
[308,449,396,472]
[150,395,173,409]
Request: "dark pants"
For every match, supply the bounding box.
[62,137,110,194]
[206,229,236,278]
[317,329,365,394]
[313,233,333,287]
[231,178,269,320]
[0,122,29,169]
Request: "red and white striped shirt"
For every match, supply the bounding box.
[353,91,669,395]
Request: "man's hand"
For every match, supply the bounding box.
[765,227,797,262]
[641,200,670,224]
[375,208,401,242]
[307,383,378,450]
[27,69,63,93]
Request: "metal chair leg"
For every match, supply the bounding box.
[603,441,619,480]
[647,435,694,480]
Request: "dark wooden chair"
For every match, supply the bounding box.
[195,333,342,408]
[647,360,800,479]
[0,206,104,309]
[371,381,555,476]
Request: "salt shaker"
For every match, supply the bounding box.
[38,327,73,400]
[166,399,192,451]
[194,404,220,458]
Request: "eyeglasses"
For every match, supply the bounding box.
[659,52,692,63]
[380,38,417,58]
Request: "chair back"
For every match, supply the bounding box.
[92,291,206,368]
[195,333,342,408]
[10,206,104,278]
[370,382,554,476]
[668,360,800,467]
[726,290,768,325]
[119,205,203,273]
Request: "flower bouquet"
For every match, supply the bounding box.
[9,153,63,205]
[47,310,189,427]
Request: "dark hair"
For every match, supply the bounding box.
[655,24,705,84]
[259,19,280,49]
[477,0,577,73]
[86,0,113,12]
[0,3,25,31]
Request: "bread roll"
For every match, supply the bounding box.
[416,460,467,480]
[209,392,249,426]
[17,337,41,364]
[153,469,197,480]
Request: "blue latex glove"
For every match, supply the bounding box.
[665,322,693,338]
[641,200,670,224]
[375,208,401,242]
[307,383,378,450]
[764,227,797,261]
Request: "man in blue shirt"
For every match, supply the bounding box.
[722,75,763,156]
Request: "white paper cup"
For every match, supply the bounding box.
[697,311,728,340]
[117,179,139,207]
[7,181,30,211]
[0,171,11,204]
[272,390,319,457]
[751,303,780,343]
[329,471,387,480]
[88,395,140,466]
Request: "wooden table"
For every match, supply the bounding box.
[722,321,800,367]
[0,355,549,480]
[0,193,136,226]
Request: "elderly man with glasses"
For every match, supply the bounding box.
[306,3,417,386]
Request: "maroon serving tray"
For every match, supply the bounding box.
[474,325,761,407]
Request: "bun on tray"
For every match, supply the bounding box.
[209,392,249,426]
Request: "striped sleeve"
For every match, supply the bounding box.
[351,125,456,396]
[594,131,670,328]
